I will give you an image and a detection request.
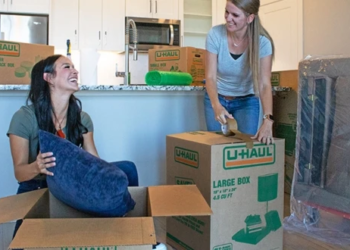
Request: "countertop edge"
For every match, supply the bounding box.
[0,85,292,92]
[0,85,206,91]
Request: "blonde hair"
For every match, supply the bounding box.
[229,0,274,95]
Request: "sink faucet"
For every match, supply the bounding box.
[116,18,138,85]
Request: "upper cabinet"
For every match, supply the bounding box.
[79,0,103,50]
[101,0,125,51]
[50,0,125,52]
[126,0,179,19]
[0,0,50,14]
[259,0,301,71]
[260,0,350,72]
[50,0,79,50]
[182,0,212,49]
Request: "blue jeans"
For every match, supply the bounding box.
[12,160,138,238]
[110,161,139,186]
[204,92,260,135]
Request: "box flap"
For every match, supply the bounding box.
[168,131,283,147]
[10,217,156,249]
[0,188,46,224]
[148,185,212,217]
[167,131,244,145]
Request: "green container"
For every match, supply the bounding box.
[145,71,193,86]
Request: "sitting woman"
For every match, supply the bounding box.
[7,54,138,236]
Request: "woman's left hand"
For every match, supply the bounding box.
[251,119,274,145]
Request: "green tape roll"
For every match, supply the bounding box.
[145,71,193,86]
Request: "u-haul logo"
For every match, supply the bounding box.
[223,144,275,169]
[0,41,20,57]
[174,147,199,168]
[155,50,180,61]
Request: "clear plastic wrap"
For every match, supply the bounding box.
[283,55,350,246]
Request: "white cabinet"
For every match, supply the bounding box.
[101,0,125,51]
[182,0,212,49]
[79,0,125,51]
[260,0,350,71]
[212,0,226,26]
[50,0,79,50]
[79,0,102,49]
[0,0,50,14]
[126,0,179,19]
[259,0,301,71]
[0,1,7,11]
[50,0,125,52]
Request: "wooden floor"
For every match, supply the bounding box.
[154,193,350,250]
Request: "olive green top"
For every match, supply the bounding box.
[7,105,93,180]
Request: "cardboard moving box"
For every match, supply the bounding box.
[0,185,212,250]
[148,47,206,84]
[166,131,285,250]
[0,40,54,84]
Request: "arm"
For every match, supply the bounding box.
[253,54,274,144]
[205,51,233,124]
[9,134,55,182]
[82,131,99,157]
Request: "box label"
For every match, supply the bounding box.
[0,41,20,57]
[155,49,180,61]
[174,147,199,168]
[223,144,275,169]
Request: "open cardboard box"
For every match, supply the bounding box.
[0,185,212,250]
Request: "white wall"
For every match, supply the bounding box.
[303,0,350,57]
[304,0,350,57]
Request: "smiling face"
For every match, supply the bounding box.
[225,1,254,35]
[44,56,79,93]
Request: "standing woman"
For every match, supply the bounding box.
[204,0,274,144]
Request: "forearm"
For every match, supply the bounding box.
[259,82,273,116]
[14,161,41,182]
[83,132,99,158]
[206,78,220,107]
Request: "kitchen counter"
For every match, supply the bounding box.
[0,84,291,92]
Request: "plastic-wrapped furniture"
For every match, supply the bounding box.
[284,56,350,246]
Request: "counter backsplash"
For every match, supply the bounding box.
[55,49,149,86]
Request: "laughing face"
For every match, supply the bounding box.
[46,56,79,92]
[225,1,254,34]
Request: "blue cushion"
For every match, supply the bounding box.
[38,130,135,217]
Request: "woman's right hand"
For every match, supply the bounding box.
[213,103,234,125]
[36,151,56,176]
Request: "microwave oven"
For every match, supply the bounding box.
[125,16,181,52]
